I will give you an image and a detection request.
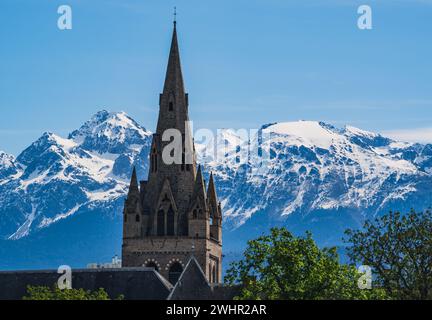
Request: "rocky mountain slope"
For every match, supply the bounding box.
[1,111,431,269]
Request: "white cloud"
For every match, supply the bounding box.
[382,128,432,144]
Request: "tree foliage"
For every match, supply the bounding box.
[23,286,121,300]
[225,227,384,300]
[345,209,432,300]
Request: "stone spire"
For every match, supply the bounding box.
[123,166,143,238]
[207,172,221,221]
[156,21,189,135]
[128,167,139,193]
[207,173,218,206]
[163,22,185,97]
[191,165,208,211]
[142,21,196,237]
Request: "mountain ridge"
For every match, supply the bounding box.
[1,111,431,269]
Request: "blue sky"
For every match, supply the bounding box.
[0,0,431,155]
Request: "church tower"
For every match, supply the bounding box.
[122,20,223,285]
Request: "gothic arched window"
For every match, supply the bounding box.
[167,206,175,236]
[169,102,174,111]
[157,210,165,236]
[193,209,197,219]
[168,262,183,285]
[135,214,140,222]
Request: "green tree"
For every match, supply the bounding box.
[23,286,120,300]
[345,209,432,300]
[225,227,384,300]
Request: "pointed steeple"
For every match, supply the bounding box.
[194,165,206,196]
[207,172,221,222]
[163,22,185,96]
[156,20,190,136]
[128,166,139,196]
[207,172,218,205]
[190,165,208,212]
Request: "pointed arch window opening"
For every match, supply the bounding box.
[136,214,140,222]
[168,93,175,112]
[157,210,165,236]
[167,206,175,236]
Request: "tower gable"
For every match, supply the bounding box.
[149,179,180,236]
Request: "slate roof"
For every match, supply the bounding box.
[0,259,238,300]
[168,257,240,300]
[0,267,172,300]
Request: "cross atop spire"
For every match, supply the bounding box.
[173,7,177,27]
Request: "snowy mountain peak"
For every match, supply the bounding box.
[69,110,150,140]
[0,110,154,240]
[262,121,339,149]
[40,132,77,149]
[344,125,377,138]
[68,110,152,154]
[0,151,15,168]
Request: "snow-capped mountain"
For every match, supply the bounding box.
[207,121,432,245]
[0,110,152,242]
[1,111,431,269]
